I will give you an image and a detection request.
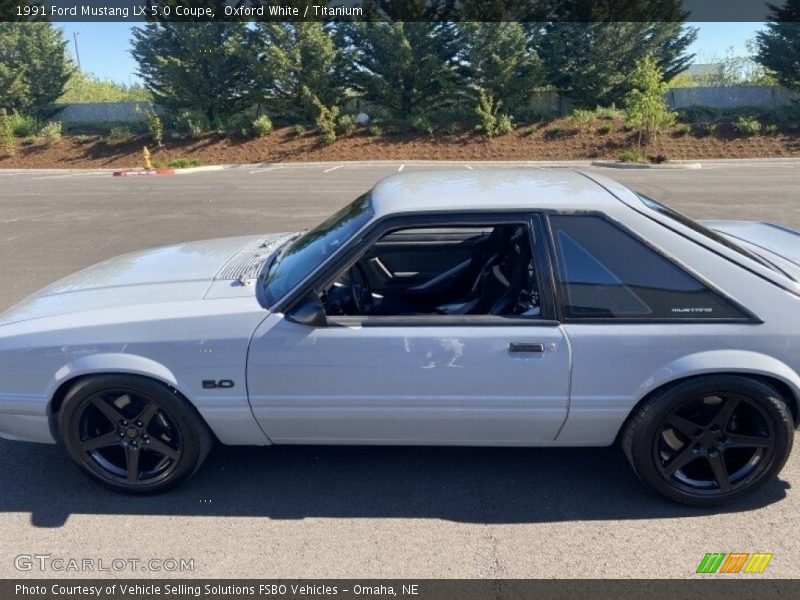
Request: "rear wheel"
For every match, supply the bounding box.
[58,375,212,494]
[623,376,793,506]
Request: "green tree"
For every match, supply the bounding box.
[131,22,253,124]
[624,56,677,152]
[338,21,461,119]
[59,71,151,103]
[0,22,72,114]
[0,109,15,157]
[534,21,697,107]
[756,0,800,92]
[458,22,543,116]
[253,23,344,123]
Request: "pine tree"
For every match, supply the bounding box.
[533,21,696,108]
[756,0,800,92]
[458,22,543,116]
[0,22,72,114]
[131,22,253,124]
[338,21,460,119]
[253,23,344,123]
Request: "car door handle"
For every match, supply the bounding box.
[508,342,545,354]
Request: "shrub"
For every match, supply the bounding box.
[570,109,595,132]
[0,109,14,157]
[172,111,208,139]
[251,115,273,138]
[411,114,434,137]
[74,134,93,145]
[368,125,382,137]
[144,108,163,146]
[293,124,307,137]
[337,114,357,135]
[618,149,643,163]
[21,136,37,146]
[733,116,761,136]
[496,114,514,136]
[598,123,614,135]
[674,123,691,136]
[8,112,39,137]
[104,126,134,145]
[594,104,624,120]
[764,124,779,135]
[545,125,564,137]
[39,121,62,144]
[446,123,457,135]
[303,86,339,145]
[166,157,201,169]
[701,122,718,137]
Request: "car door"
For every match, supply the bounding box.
[246,215,571,445]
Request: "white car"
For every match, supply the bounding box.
[0,169,797,505]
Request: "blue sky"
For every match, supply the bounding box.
[57,22,764,85]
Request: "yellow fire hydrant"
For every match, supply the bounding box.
[143,146,152,170]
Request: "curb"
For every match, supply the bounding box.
[112,168,176,177]
[590,161,702,170]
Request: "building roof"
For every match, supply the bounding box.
[369,168,626,217]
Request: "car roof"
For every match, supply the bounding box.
[369,168,627,217]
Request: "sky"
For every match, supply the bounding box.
[56,21,765,85]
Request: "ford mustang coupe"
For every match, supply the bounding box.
[0,169,797,506]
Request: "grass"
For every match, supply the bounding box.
[166,157,201,169]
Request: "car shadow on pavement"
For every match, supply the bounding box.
[0,441,790,528]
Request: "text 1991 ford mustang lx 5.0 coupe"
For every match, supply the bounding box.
[1,169,798,505]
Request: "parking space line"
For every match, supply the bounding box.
[323,165,343,173]
[249,166,284,174]
[464,165,473,170]
[398,164,405,172]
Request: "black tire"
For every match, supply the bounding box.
[622,375,794,507]
[58,375,213,494]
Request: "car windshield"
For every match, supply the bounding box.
[636,193,788,277]
[262,193,374,305]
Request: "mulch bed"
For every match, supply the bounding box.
[1,119,799,169]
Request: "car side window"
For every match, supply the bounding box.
[320,221,542,319]
[548,215,750,321]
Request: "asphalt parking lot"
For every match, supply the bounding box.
[1,159,800,578]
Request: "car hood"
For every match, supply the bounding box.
[0,233,292,326]
[700,220,800,281]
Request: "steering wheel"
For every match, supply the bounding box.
[348,262,374,314]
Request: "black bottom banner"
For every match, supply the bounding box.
[3,579,799,600]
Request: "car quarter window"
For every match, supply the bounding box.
[548,214,751,321]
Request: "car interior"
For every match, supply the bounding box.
[321,224,541,318]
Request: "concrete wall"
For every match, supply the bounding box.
[51,102,161,124]
[48,86,798,124]
[666,86,798,109]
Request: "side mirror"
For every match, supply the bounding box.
[286,291,328,327]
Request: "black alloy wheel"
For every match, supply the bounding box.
[59,375,212,493]
[623,376,793,506]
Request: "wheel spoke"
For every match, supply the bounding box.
[90,397,126,426]
[80,432,121,452]
[126,447,139,483]
[146,438,179,460]
[723,433,772,449]
[707,452,732,492]
[711,397,739,428]
[135,401,159,428]
[666,414,701,437]
[663,444,700,475]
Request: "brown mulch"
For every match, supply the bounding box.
[1,119,799,169]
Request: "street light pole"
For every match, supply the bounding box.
[72,31,81,71]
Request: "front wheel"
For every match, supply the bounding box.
[58,375,213,494]
[622,376,794,507]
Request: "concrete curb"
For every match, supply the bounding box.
[590,161,702,170]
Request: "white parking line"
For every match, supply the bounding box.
[249,166,284,174]
[464,165,473,170]
[322,165,343,173]
[398,164,405,172]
